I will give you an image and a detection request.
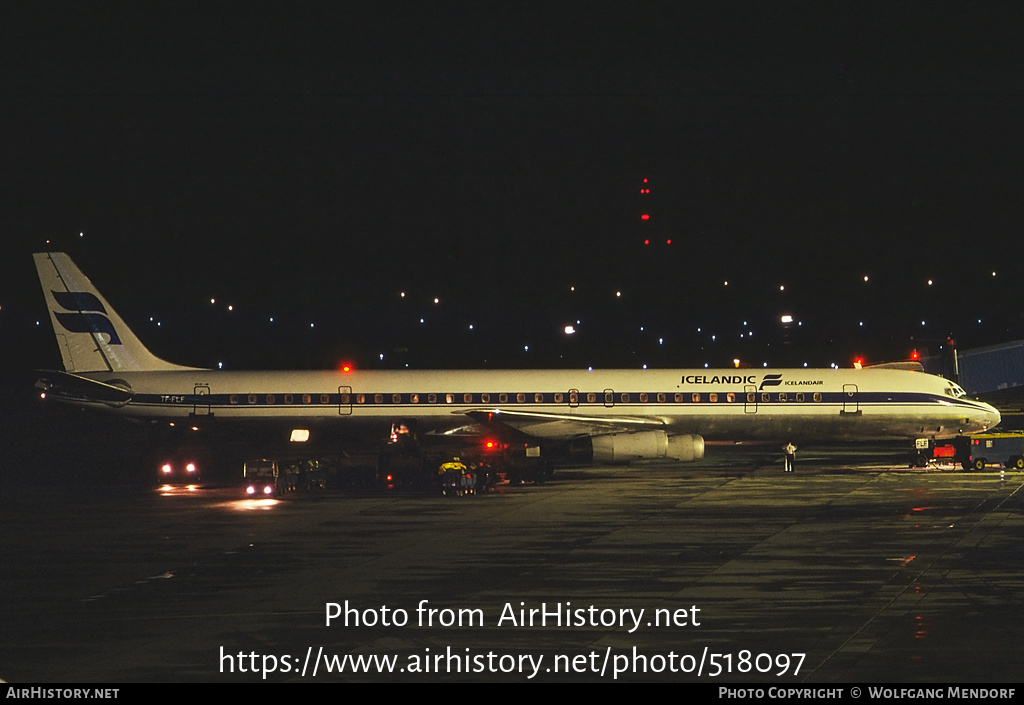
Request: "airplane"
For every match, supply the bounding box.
[33,251,1001,475]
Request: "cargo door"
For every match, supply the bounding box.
[841,384,861,415]
[744,384,758,413]
[192,384,211,416]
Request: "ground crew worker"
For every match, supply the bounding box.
[439,457,468,496]
[783,442,797,472]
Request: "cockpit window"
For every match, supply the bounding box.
[946,384,967,398]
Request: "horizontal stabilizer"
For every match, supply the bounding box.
[34,370,133,404]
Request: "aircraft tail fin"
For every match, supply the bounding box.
[33,252,201,373]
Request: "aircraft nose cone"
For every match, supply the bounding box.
[986,405,1001,430]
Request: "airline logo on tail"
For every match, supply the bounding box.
[52,290,122,345]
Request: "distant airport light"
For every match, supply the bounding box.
[640,214,650,220]
[290,429,310,443]
[733,359,740,368]
[564,325,576,334]
[780,315,793,323]
[666,239,671,245]
[644,239,650,245]
[340,363,353,373]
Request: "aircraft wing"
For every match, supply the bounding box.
[463,408,667,440]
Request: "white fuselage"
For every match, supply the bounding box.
[60,366,999,442]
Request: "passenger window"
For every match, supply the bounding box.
[499,393,508,403]
[374,394,383,404]
[303,394,312,404]
[428,393,437,403]
[779,392,787,402]
[446,394,454,404]
[284,394,293,404]
[747,393,756,403]
[320,394,330,404]
[534,393,544,403]
[356,394,365,404]
[813,392,822,402]
[692,393,701,403]
[674,393,683,402]
[640,393,648,402]
[248,394,257,404]
[411,394,419,403]
[657,393,666,403]
[621,393,630,402]
[587,393,596,403]
[607,392,616,403]
[555,392,564,403]
[709,393,718,402]
[727,393,735,403]
[761,393,770,403]
[230,395,238,404]
[796,393,804,402]
[392,394,401,404]
[481,393,490,403]
[464,393,473,403]
[517,393,526,403]
[266,394,275,404]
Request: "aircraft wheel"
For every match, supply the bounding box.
[1012,456,1024,470]
[973,458,987,472]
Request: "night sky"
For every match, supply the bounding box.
[3,3,1024,379]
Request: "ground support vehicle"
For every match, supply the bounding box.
[921,433,1024,471]
[956,432,1024,471]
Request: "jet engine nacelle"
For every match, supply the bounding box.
[590,430,705,464]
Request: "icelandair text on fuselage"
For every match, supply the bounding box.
[680,375,823,386]
[325,599,701,633]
